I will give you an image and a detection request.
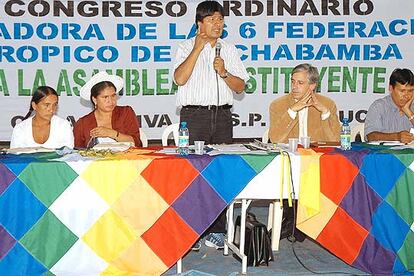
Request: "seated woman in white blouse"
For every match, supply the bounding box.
[10,86,74,149]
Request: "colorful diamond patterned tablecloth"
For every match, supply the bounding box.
[297,146,414,275]
[0,152,277,275]
[1,147,414,275]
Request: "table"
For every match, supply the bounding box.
[225,145,414,275]
[0,150,280,275]
[1,145,412,275]
[297,145,414,275]
[224,151,301,274]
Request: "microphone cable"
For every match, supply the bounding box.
[214,70,220,135]
[213,42,222,136]
[282,151,366,275]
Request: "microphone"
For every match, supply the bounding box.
[215,42,222,57]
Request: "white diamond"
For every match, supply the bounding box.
[409,161,414,173]
[237,154,301,199]
[50,239,108,275]
[49,177,109,237]
[66,160,93,175]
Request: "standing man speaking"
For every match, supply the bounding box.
[173,0,249,145]
[173,0,249,250]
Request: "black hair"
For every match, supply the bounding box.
[389,68,414,87]
[23,86,58,120]
[90,81,117,107]
[195,1,224,29]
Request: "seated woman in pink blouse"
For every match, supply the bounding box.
[10,86,74,149]
[73,71,141,148]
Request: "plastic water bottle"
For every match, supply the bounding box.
[340,118,351,150]
[178,121,189,155]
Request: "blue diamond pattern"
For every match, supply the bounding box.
[201,155,256,203]
[0,243,48,275]
[360,153,406,199]
[370,201,410,253]
[1,156,36,176]
[0,179,47,240]
[392,256,410,275]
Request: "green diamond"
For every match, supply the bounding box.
[19,161,78,207]
[397,230,414,270]
[241,153,278,174]
[20,210,78,269]
[386,169,414,225]
[393,151,414,167]
[34,152,61,160]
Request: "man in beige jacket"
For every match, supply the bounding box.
[269,63,340,143]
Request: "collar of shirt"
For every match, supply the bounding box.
[385,95,401,113]
[198,38,224,53]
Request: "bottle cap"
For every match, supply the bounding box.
[342,118,349,125]
[181,121,187,127]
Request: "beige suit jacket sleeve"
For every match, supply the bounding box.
[319,98,341,142]
[269,95,297,143]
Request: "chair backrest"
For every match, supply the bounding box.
[262,128,270,143]
[162,123,179,146]
[139,128,148,147]
[351,123,365,142]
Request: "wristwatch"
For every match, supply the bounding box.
[220,71,229,79]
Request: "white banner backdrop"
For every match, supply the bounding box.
[0,0,413,140]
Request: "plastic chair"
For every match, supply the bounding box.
[139,128,148,147]
[162,123,179,146]
[262,128,270,143]
[351,123,365,142]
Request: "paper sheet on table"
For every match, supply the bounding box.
[367,141,405,146]
[92,142,133,152]
[245,140,285,152]
[207,150,268,156]
[6,147,56,154]
[203,144,251,155]
[53,153,97,162]
[390,141,414,150]
[209,144,250,152]
[157,147,178,154]
[368,129,414,148]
